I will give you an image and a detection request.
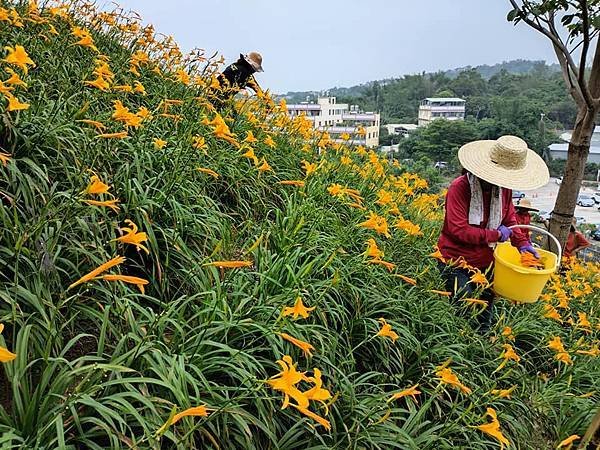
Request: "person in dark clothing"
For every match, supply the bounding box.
[212,52,263,108]
[437,135,549,333]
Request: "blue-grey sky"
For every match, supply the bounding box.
[112,0,557,93]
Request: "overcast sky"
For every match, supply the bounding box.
[112,0,557,93]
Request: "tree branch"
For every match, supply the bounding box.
[587,39,600,99]
[577,0,594,108]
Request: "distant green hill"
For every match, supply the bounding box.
[283,59,560,102]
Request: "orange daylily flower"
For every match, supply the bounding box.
[0,324,17,363]
[364,238,384,259]
[204,260,253,269]
[264,135,276,148]
[77,119,106,131]
[490,385,516,399]
[282,297,315,320]
[156,405,210,435]
[376,318,398,342]
[68,256,126,290]
[469,271,488,286]
[395,274,417,285]
[99,274,149,294]
[197,167,219,178]
[290,404,331,430]
[84,75,110,91]
[367,258,396,271]
[279,332,315,357]
[95,131,128,139]
[435,367,471,394]
[113,220,149,254]
[4,68,27,87]
[0,151,11,166]
[3,45,35,74]
[495,344,520,372]
[359,211,390,238]
[302,160,317,177]
[543,304,563,322]
[267,355,310,410]
[278,180,305,187]
[5,92,29,111]
[556,434,580,449]
[244,130,258,143]
[83,174,110,196]
[429,290,452,297]
[153,138,167,149]
[474,408,510,450]
[303,368,331,406]
[430,247,447,263]
[388,384,421,403]
[462,298,487,307]
[258,158,273,172]
[82,199,120,213]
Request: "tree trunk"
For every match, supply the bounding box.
[547,109,596,252]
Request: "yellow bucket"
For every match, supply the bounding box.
[492,225,560,303]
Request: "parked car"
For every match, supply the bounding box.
[592,191,600,203]
[555,177,563,185]
[577,194,595,207]
[591,229,600,241]
[434,161,448,169]
[512,190,525,199]
[575,216,586,225]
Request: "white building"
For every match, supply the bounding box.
[385,123,418,137]
[418,97,466,127]
[287,97,380,147]
[549,126,600,163]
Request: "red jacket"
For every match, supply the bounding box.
[438,175,529,269]
[515,210,531,226]
[564,231,590,257]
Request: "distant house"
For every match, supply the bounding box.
[286,96,381,147]
[418,97,466,127]
[384,123,418,137]
[549,126,600,163]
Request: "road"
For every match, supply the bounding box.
[521,177,600,226]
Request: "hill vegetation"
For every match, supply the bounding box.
[0,2,599,449]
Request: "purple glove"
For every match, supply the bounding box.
[497,225,512,242]
[519,244,540,259]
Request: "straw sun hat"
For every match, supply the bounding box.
[244,52,264,72]
[514,198,539,212]
[458,135,549,190]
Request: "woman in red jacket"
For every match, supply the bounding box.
[437,135,549,332]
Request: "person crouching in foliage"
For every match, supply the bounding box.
[437,136,549,333]
[211,52,263,109]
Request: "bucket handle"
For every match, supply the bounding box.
[508,224,562,268]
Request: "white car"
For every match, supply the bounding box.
[592,192,600,203]
[577,194,595,207]
[555,177,563,185]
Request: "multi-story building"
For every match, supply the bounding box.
[286,96,380,147]
[384,123,418,137]
[418,97,466,127]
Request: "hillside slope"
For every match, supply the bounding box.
[0,1,599,449]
